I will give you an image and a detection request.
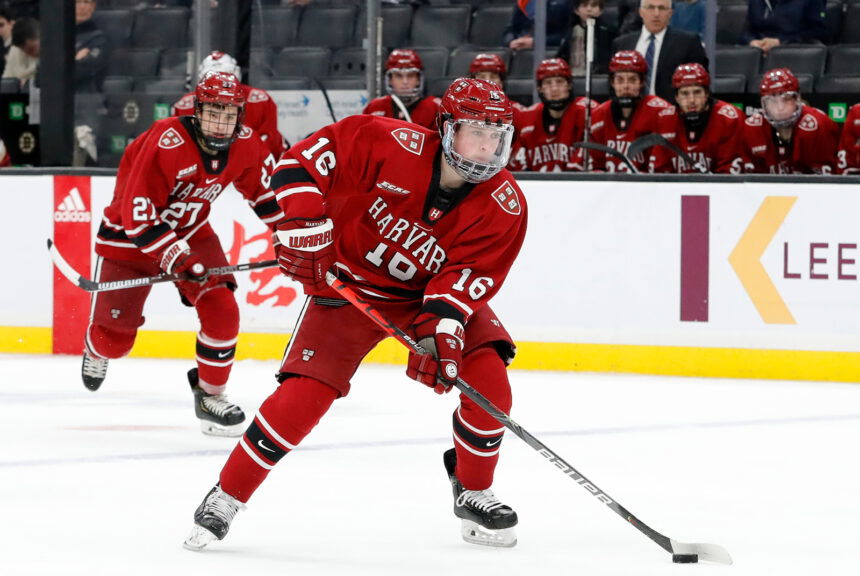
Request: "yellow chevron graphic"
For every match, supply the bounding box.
[729,196,797,324]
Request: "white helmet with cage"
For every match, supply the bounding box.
[198,51,242,83]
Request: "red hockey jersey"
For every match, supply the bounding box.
[655,100,746,174]
[269,115,528,323]
[508,97,594,172]
[837,103,860,175]
[95,116,283,263]
[742,105,839,174]
[362,95,441,131]
[174,84,286,158]
[587,95,676,173]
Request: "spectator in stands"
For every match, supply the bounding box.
[837,103,860,175]
[73,0,108,166]
[363,49,440,131]
[503,0,572,52]
[655,63,746,173]
[1,16,38,90]
[508,58,594,172]
[0,9,13,78]
[742,68,838,174]
[174,51,289,159]
[740,0,826,53]
[556,0,613,75]
[611,0,707,102]
[670,0,705,41]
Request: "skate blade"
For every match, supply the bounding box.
[461,520,517,548]
[199,420,245,437]
[183,525,218,551]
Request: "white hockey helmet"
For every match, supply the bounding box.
[198,51,242,83]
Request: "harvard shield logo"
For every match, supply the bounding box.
[492,182,522,216]
[391,128,425,156]
[159,127,185,149]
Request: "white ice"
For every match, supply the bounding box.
[2,354,859,576]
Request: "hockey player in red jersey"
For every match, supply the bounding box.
[586,50,676,172]
[468,52,530,136]
[363,49,440,130]
[655,63,746,174]
[508,58,594,171]
[81,72,286,437]
[742,68,839,174]
[185,78,527,551]
[837,103,860,174]
[173,51,288,159]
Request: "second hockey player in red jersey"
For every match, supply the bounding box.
[185,79,528,551]
[655,63,746,174]
[837,103,860,175]
[362,49,440,131]
[173,51,288,159]
[81,72,285,436]
[742,68,839,174]
[587,50,676,172]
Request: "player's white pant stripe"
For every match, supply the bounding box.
[250,191,276,204]
[275,158,300,168]
[275,186,322,201]
[423,293,474,316]
[453,434,500,457]
[257,413,298,451]
[95,238,137,249]
[240,438,275,470]
[456,406,506,435]
[139,232,177,254]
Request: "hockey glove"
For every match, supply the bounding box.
[275,217,334,291]
[160,239,208,283]
[406,313,465,394]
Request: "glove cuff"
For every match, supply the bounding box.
[160,239,191,273]
[275,218,334,253]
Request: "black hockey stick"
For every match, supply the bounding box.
[628,133,709,174]
[571,141,639,174]
[325,271,732,565]
[47,239,277,293]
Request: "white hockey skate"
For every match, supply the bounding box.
[188,369,246,437]
[184,484,245,551]
[443,448,518,548]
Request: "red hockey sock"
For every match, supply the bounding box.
[219,376,338,502]
[195,287,239,393]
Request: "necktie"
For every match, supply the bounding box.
[645,34,656,95]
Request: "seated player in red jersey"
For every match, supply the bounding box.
[508,58,595,172]
[586,50,677,172]
[173,51,288,159]
[81,72,285,437]
[469,52,531,139]
[362,48,440,130]
[185,79,527,551]
[837,103,860,175]
[742,68,839,174]
[654,63,746,174]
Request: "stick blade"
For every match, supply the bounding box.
[671,539,733,565]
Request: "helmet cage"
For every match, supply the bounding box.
[441,118,514,183]
[761,92,802,129]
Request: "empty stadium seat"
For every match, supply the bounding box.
[254,6,301,49]
[273,47,332,79]
[159,48,191,79]
[573,75,610,98]
[296,6,357,49]
[410,5,471,48]
[840,3,860,44]
[509,49,535,78]
[448,48,507,78]
[258,77,313,91]
[131,8,190,50]
[712,74,746,94]
[504,78,535,106]
[330,47,370,77]
[140,78,188,95]
[824,0,844,44]
[354,5,413,49]
[320,77,366,90]
[91,9,134,50]
[0,77,19,94]
[107,49,161,78]
[468,5,515,47]
[715,46,761,79]
[815,74,860,93]
[250,49,274,80]
[428,76,458,97]
[716,4,747,46]
[102,76,134,94]
[408,46,449,79]
[827,44,860,75]
[763,45,827,79]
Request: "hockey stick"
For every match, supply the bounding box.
[47,239,277,293]
[390,93,413,124]
[628,133,709,174]
[571,142,640,174]
[325,271,732,565]
[581,18,596,171]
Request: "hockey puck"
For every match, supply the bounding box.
[672,554,699,564]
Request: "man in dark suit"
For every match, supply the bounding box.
[611,0,707,102]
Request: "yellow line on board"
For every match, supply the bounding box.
[1,326,859,383]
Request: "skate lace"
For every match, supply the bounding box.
[206,488,244,522]
[457,489,505,513]
[201,394,239,417]
[82,354,108,378]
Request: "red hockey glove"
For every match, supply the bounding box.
[406,313,465,394]
[275,217,334,291]
[160,239,208,282]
